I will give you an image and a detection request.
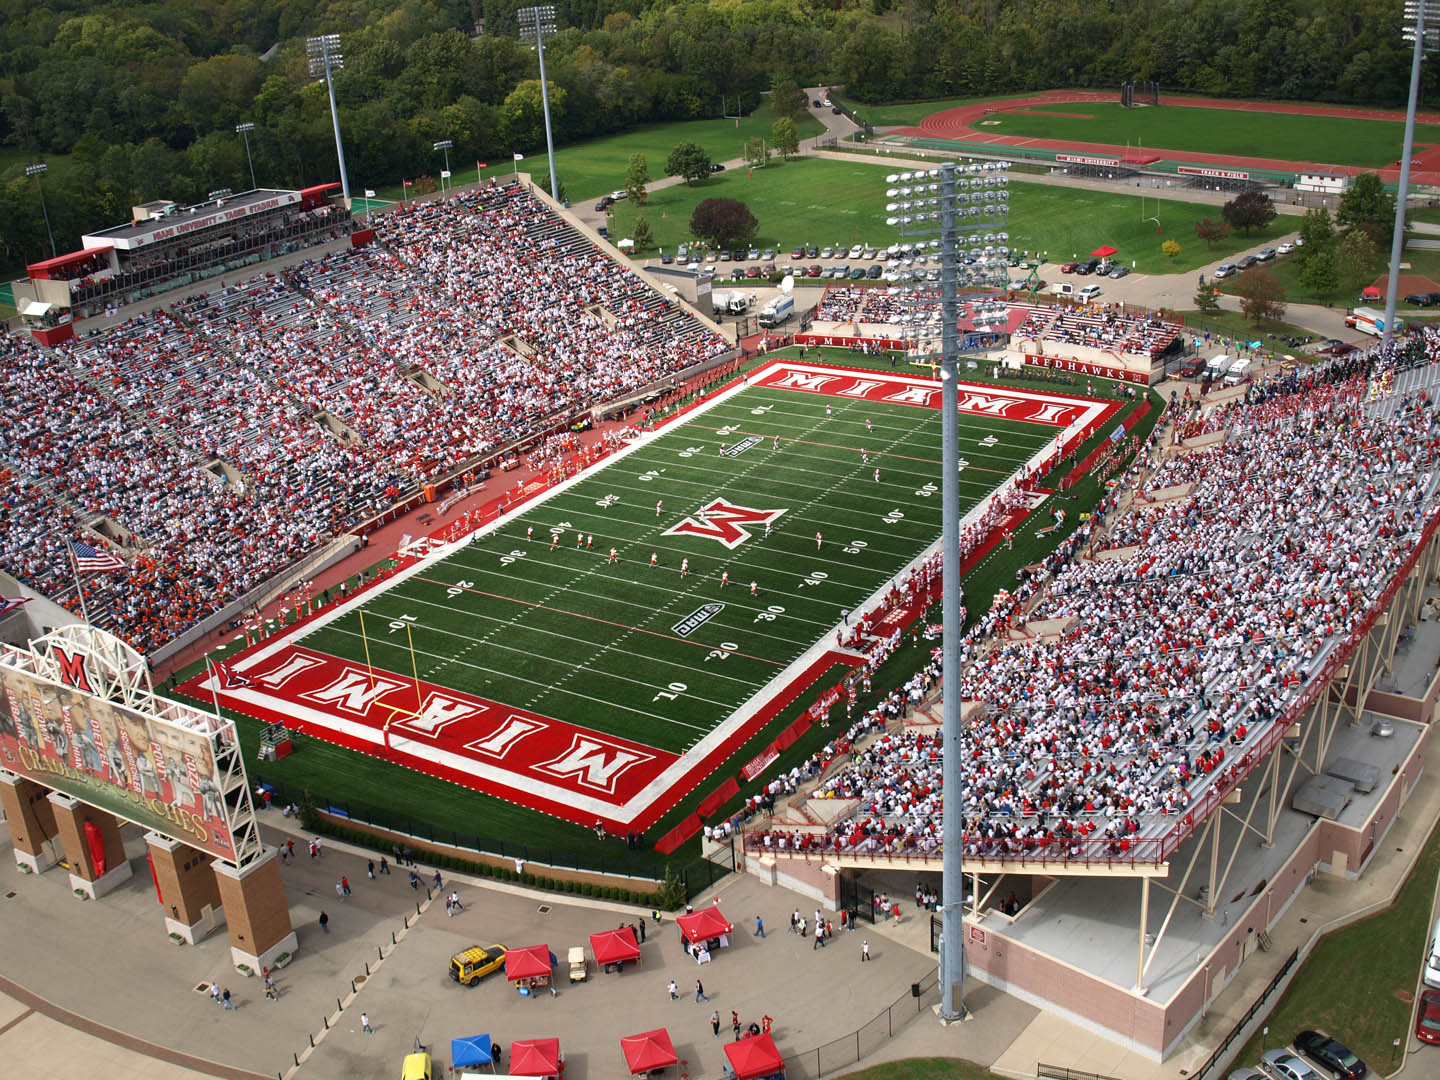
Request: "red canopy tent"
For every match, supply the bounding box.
[676,907,733,943]
[620,1029,678,1075]
[590,927,641,969]
[723,1033,784,1080]
[505,944,555,981]
[509,1037,562,1078]
[1090,245,1118,258]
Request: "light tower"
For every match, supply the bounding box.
[235,123,258,190]
[1383,2,1440,348]
[26,163,56,259]
[306,33,351,204]
[516,5,561,202]
[433,139,454,195]
[883,160,1012,1021]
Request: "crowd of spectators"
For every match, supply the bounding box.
[1020,307,1181,358]
[0,182,728,652]
[747,337,1440,863]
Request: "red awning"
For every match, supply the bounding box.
[504,944,555,981]
[1362,286,1382,298]
[1090,245,1118,258]
[723,1033,784,1080]
[590,927,641,966]
[620,1029,677,1075]
[298,182,343,199]
[27,246,110,277]
[676,907,733,942]
[510,1037,561,1077]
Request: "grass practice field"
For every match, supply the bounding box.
[981,101,1440,169]
[608,156,1288,274]
[201,360,1097,838]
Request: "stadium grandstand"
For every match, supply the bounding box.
[1,180,729,658]
[14,185,354,332]
[741,335,1440,1059]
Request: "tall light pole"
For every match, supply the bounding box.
[235,123,258,190]
[26,163,56,259]
[433,139,454,195]
[307,34,351,204]
[516,5,561,202]
[884,161,1011,1022]
[1384,2,1439,349]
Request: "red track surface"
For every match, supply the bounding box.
[892,89,1440,185]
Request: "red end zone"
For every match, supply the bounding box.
[190,361,1111,834]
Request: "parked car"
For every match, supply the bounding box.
[820,245,835,258]
[1405,292,1436,306]
[792,245,806,259]
[1108,265,1131,279]
[593,198,612,212]
[1229,1070,1266,1080]
[1293,1031,1366,1080]
[676,244,689,261]
[867,263,883,279]
[1259,1050,1320,1080]
[801,264,816,277]
[812,99,823,107]
[848,265,866,279]
[849,244,864,259]
[1060,261,1079,274]
[709,162,725,173]
[762,248,776,260]
[1213,263,1238,278]
[1256,248,1278,262]
[805,243,819,257]
[719,250,731,261]
[1237,254,1260,269]
[1179,358,1204,377]
[609,189,627,201]
[1277,241,1295,254]
[449,944,508,986]
[746,247,761,260]
[1417,988,1440,1046]
[731,267,745,280]
[821,98,832,106]
[1078,283,1103,300]
[660,251,673,264]
[745,265,762,278]
[831,106,842,114]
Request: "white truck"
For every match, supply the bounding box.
[1203,353,1231,381]
[758,294,794,327]
[1347,306,1400,337]
[1223,357,1253,386]
[711,290,748,316]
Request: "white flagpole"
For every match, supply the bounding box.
[67,544,92,624]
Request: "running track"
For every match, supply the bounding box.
[890,89,1440,185]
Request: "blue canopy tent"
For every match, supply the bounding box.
[452,1033,495,1071]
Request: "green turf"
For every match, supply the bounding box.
[1229,813,1440,1072]
[982,101,1440,170]
[1174,308,1330,357]
[608,157,1290,274]
[300,382,1054,755]
[836,94,1035,130]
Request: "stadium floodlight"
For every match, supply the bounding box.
[516,5,561,202]
[235,123,258,190]
[207,188,233,203]
[433,139,454,195]
[1384,2,1440,347]
[307,33,351,205]
[881,159,1013,1024]
[25,162,56,259]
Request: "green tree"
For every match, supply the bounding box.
[1338,228,1380,291]
[1161,239,1181,261]
[744,135,768,169]
[1222,191,1277,236]
[532,170,568,204]
[690,197,758,249]
[771,73,807,121]
[666,140,712,185]
[771,117,799,161]
[631,216,653,250]
[1298,206,1336,256]
[1298,246,1341,298]
[1194,283,1221,315]
[1234,265,1287,326]
[177,55,264,135]
[1338,173,1395,230]
[625,152,650,203]
[502,80,566,153]
[1195,217,1231,248]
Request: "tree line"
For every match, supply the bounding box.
[0,0,1432,267]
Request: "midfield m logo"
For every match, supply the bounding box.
[662,499,787,549]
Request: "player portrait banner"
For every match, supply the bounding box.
[0,659,239,862]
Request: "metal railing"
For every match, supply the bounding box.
[1188,947,1300,1080]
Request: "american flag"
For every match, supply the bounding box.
[70,541,126,573]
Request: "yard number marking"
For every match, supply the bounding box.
[979,435,998,447]
[638,469,664,482]
[500,550,527,565]
[914,482,938,498]
[798,571,828,590]
[446,579,475,598]
[843,540,869,555]
[704,641,739,663]
[678,446,705,458]
[882,509,906,525]
[549,520,572,536]
[387,614,417,633]
[754,605,786,623]
[652,681,688,703]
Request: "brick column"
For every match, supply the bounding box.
[46,793,132,898]
[145,831,226,944]
[0,772,59,872]
[212,848,297,974]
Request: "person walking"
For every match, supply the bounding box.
[732,1011,742,1041]
[221,988,234,1011]
[711,1010,721,1038]
[789,909,799,934]
[754,914,765,938]
[449,890,463,913]
[335,881,345,902]
[668,980,679,1000]
[378,855,389,875]
[695,979,709,1003]
[367,861,375,880]
[209,981,221,1005]
[341,875,351,896]
[409,869,419,891]
[361,1012,373,1034]
[861,939,870,962]
[319,910,329,934]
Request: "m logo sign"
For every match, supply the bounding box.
[663,499,786,549]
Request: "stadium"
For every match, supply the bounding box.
[3,27,1440,1080]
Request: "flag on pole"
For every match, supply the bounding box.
[0,596,31,618]
[70,541,125,572]
[364,188,376,198]
[1156,221,1163,235]
[477,161,487,170]
[403,179,413,188]
[513,152,525,161]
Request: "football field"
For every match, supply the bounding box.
[193,362,1114,831]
